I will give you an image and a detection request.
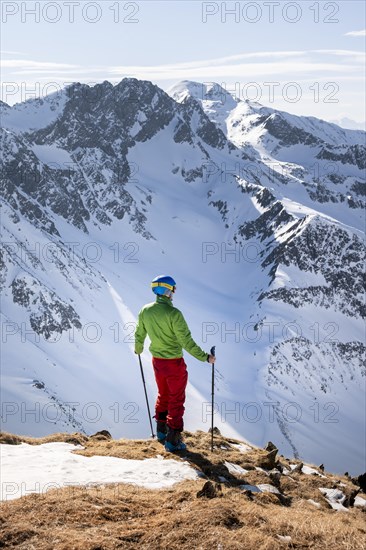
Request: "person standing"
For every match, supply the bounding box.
[134,275,215,451]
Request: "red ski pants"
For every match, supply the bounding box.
[152,357,188,432]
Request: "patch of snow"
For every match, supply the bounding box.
[257,483,281,494]
[224,461,249,476]
[230,443,251,453]
[290,464,326,477]
[32,144,74,169]
[129,121,141,137]
[308,499,321,508]
[240,484,261,493]
[0,442,199,501]
[240,483,281,495]
[277,535,292,542]
[354,495,366,507]
[319,488,348,511]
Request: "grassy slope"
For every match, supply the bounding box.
[0,430,365,549]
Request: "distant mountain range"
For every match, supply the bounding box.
[1,78,365,475]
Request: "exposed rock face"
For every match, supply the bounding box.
[316,144,366,171]
[263,113,321,149]
[268,338,366,395]
[259,217,365,318]
[11,275,81,338]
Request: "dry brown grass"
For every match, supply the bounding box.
[0,431,88,446]
[1,430,365,549]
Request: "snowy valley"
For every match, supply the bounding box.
[1,78,365,475]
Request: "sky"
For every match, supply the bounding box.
[1,0,365,125]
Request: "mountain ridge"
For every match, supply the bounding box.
[1,77,365,475]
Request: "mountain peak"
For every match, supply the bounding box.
[0,99,10,109]
[167,80,238,108]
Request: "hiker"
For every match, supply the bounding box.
[134,275,216,451]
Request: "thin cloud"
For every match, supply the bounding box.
[311,49,365,56]
[345,30,366,37]
[107,62,360,81]
[1,50,364,82]
[1,50,29,55]
[2,59,80,69]
[11,62,361,80]
[109,49,365,73]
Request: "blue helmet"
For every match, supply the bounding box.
[151,275,176,296]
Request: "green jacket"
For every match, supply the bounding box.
[134,295,208,361]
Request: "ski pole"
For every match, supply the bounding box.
[210,345,216,452]
[138,355,155,438]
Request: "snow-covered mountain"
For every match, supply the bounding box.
[1,78,365,475]
[168,81,365,229]
[330,117,366,131]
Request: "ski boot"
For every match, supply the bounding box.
[164,427,186,452]
[155,411,168,442]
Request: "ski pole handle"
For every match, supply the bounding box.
[210,346,216,357]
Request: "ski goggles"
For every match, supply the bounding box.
[151,282,176,293]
